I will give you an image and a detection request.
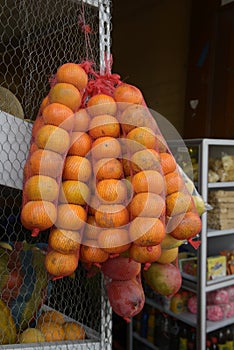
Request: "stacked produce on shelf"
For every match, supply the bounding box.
[19,60,202,326]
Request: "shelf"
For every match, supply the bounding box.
[207,228,234,237]
[0,111,32,190]
[206,275,234,292]
[145,298,197,328]
[206,315,234,333]
[132,332,158,350]
[208,182,234,188]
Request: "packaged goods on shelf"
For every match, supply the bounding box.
[209,155,234,182]
[208,190,234,230]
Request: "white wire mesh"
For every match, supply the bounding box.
[0,0,112,348]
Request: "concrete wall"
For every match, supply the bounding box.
[111,0,192,136]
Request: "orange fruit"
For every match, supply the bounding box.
[160,152,177,175]
[98,228,130,254]
[129,193,165,218]
[168,211,202,240]
[119,104,154,134]
[35,125,70,154]
[49,83,81,111]
[95,204,129,228]
[88,195,101,216]
[93,158,124,181]
[155,134,167,152]
[56,204,87,230]
[42,103,74,130]
[89,114,120,139]
[45,250,78,277]
[126,127,156,152]
[87,93,117,116]
[165,171,184,195]
[56,62,88,91]
[96,179,127,204]
[63,156,92,182]
[48,227,81,254]
[131,149,160,173]
[91,137,121,159]
[83,215,101,240]
[40,95,49,113]
[36,310,65,327]
[121,156,132,176]
[131,170,164,194]
[129,243,161,263]
[32,115,44,139]
[166,191,193,217]
[73,108,90,132]
[68,132,92,156]
[29,143,39,154]
[21,200,57,231]
[38,321,65,342]
[59,180,90,206]
[24,175,59,202]
[28,149,64,178]
[63,322,86,341]
[113,83,143,110]
[129,217,165,246]
[80,240,109,263]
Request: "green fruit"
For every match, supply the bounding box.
[19,328,45,343]
[161,234,184,250]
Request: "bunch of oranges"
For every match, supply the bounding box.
[21,62,202,280]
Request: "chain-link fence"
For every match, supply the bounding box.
[0,0,112,348]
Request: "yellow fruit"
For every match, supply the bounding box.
[0,299,16,344]
[63,322,86,341]
[160,234,184,250]
[156,247,179,264]
[19,328,45,343]
[192,195,206,216]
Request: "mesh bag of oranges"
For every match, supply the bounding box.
[20,60,202,319]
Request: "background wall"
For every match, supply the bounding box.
[111,0,192,136]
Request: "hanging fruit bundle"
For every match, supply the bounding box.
[21,59,202,321]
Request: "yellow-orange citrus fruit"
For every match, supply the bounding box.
[45,250,78,277]
[49,83,81,112]
[165,171,184,195]
[166,191,193,217]
[126,127,156,152]
[63,156,92,182]
[56,203,87,230]
[73,108,90,132]
[119,104,154,133]
[113,83,143,110]
[131,170,164,194]
[87,93,117,116]
[131,149,160,173]
[63,322,86,341]
[21,200,57,231]
[48,227,81,254]
[89,114,120,139]
[59,180,90,206]
[42,103,74,130]
[68,132,92,156]
[129,217,165,246]
[96,179,127,204]
[95,204,129,228]
[157,247,179,264]
[24,175,59,202]
[160,152,177,175]
[35,125,70,154]
[36,310,65,327]
[168,211,202,240]
[129,243,162,264]
[56,62,88,91]
[91,137,121,159]
[38,321,65,342]
[129,193,165,218]
[155,134,167,152]
[98,228,130,254]
[80,240,109,263]
[83,215,101,240]
[28,149,64,178]
[94,158,124,181]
